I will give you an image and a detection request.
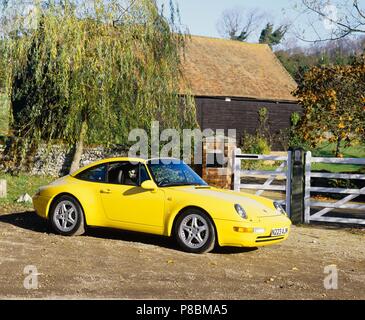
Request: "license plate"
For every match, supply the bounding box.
[271,228,288,236]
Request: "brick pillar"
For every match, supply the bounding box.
[202,136,236,189]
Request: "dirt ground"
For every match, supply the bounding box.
[0,210,364,300]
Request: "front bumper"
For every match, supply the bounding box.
[215,215,291,247]
[32,194,52,219]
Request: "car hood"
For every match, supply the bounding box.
[170,186,281,218]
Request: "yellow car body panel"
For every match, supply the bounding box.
[33,157,292,248]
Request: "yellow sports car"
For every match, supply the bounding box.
[33,157,291,253]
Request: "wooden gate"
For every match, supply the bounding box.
[232,148,292,217]
[304,151,365,225]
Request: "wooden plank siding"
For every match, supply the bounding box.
[195,97,302,151]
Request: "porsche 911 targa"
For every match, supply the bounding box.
[33,158,291,253]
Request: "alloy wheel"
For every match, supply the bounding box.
[178,214,209,249]
[53,200,78,232]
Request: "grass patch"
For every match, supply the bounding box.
[0,173,53,211]
[311,142,365,173]
[311,163,364,173]
[0,92,9,136]
[312,142,365,158]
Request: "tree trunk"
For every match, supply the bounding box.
[335,136,342,157]
[69,120,88,174]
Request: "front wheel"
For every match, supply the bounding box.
[49,195,85,236]
[174,209,216,254]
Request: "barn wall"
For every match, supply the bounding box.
[195,97,302,151]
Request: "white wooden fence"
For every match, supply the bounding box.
[232,148,292,217]
[304,151,365,225]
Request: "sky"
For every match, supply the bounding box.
[155,0,345,48]
[157,0,292,38]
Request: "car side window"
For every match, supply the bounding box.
[108,163,127,184]
[139,165,150,185]
[107,162,149,187]
[76,164,107,183]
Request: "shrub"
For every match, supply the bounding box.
[241,132,271,155]
[239,107,272,169]
[240,132,271,170]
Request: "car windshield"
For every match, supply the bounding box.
[147,159,208,187]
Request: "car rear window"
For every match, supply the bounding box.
[75,164,107,182]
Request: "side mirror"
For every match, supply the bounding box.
[141,180,157,191]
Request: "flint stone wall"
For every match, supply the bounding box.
[31,144,127,177]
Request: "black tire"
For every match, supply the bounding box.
[49,195,85,236]
[174,209,216,254]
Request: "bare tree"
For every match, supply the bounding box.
[216,7,265,42]
[293,0,365,42]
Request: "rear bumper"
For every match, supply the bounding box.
[32,195,52,219]
[215,215,291,247]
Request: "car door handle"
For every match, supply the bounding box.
[100,189,112,194]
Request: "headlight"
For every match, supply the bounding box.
[234,204,247,219]
[274,201,286,215]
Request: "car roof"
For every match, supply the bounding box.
[70,157,147,177]
[70,157,182,177]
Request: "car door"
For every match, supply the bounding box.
[99,161,166,233]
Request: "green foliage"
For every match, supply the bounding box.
[259,23,287,48]
[275,51,314,82]
[240,107,272,169]
[240,132,271,170]
[286,111,310,150]
[231,30,249,42]
[275,40,361,82]
[256,107,271,144]
[290,111,300,127]
[3,0,197,168]
[241,132,271,155]
[0,92,9,135]
[0,40,6,90]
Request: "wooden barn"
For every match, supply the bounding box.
[180,35,301,151]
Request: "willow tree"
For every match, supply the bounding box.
[3,0,197,172]
[0,41,5,90]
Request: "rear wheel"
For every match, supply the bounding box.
[49,195,85,236]
[174,209,216,254]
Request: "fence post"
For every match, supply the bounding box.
[0,179,7,198]
[289,147,305,224]
[285,151,292,218]
[304,151,312,224]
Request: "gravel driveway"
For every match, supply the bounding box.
[0,211,364,299]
